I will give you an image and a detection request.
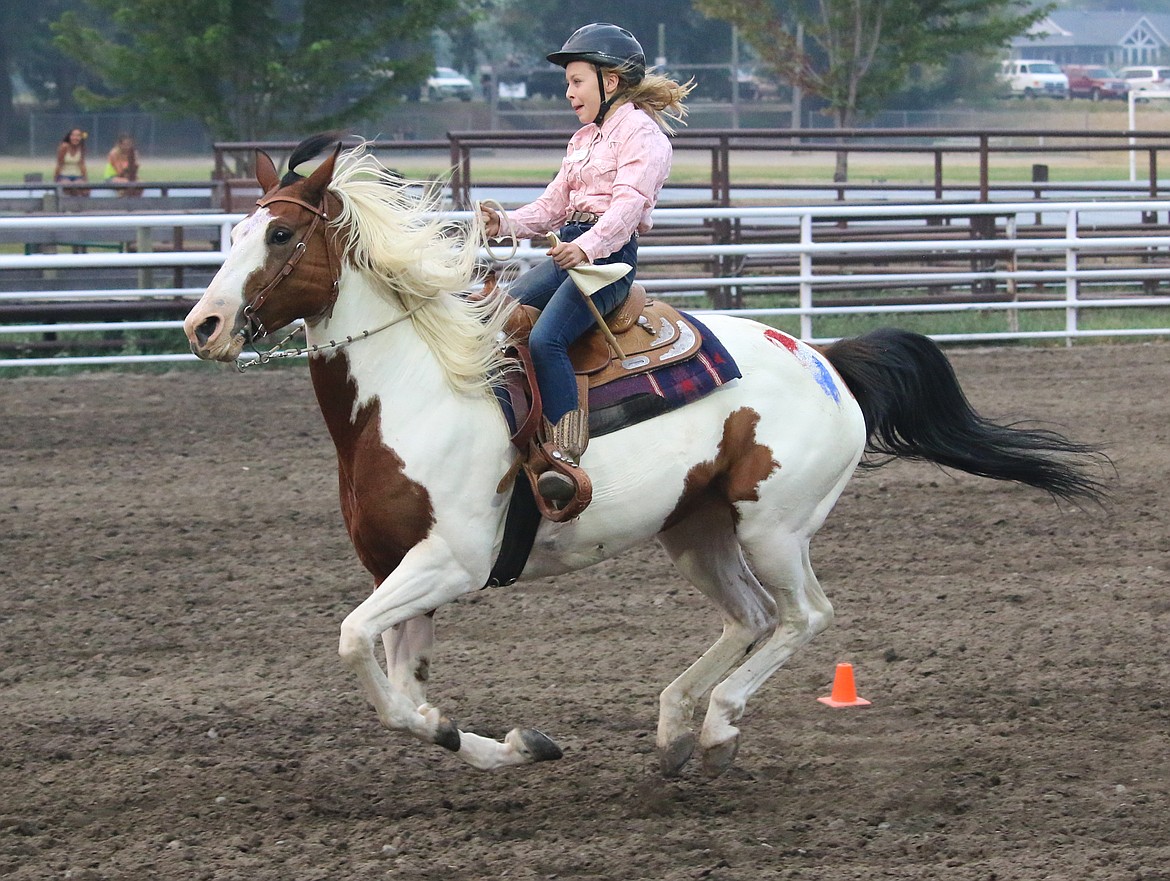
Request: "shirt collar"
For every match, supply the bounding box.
[577,100,637,138]
[599,100,636,132]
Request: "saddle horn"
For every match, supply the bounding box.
[551,233,631,361]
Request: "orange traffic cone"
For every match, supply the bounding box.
[817,662,872,708]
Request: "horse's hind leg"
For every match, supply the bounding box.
[656,500,779,777]
[698,535,833,777]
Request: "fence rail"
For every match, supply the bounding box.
[212,128,1170,210]
[2,200,1168,368]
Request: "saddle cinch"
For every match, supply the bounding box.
[499,283,705,522]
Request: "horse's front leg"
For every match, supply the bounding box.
[381,614,434,709]
[338,537,562,770]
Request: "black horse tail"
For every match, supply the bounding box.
[820,328,1107,503]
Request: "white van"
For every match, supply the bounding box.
[1000,59,1069,98]
[1117,65,1170,93]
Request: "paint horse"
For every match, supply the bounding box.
[183,135,1103,777]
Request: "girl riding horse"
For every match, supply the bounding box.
[480,23,694,514]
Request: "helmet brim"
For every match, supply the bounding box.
[547,50,635,68]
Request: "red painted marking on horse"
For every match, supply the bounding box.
[764,328,800,354]
[764,328,843,404]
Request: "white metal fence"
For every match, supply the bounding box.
[2,200,1169,368]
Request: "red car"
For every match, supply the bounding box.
[1063,65,1129,100]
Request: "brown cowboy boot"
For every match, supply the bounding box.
[536,408,591,510]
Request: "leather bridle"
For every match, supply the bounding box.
[240,192,340,340]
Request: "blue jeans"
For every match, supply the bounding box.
[508,224,638,423]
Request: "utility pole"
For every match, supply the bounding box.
[731,25,740,129]
[791,21,803,129]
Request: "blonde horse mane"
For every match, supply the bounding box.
[326,143,514,395]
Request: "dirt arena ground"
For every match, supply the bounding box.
[1,341,1168,881]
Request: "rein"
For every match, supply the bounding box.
[234,302,425,372]
[477,198,519,263]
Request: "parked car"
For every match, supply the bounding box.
[525,66,566,99]
[725,68,761,101]
[1063,65,1128,100]
[1117,65,1170,94]
[424,67,474,101]
[999,59,1069,99]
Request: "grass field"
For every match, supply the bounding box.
[4,100,1170,186]
[0,149,1149,188]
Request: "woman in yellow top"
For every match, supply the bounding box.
[53,128,89,195]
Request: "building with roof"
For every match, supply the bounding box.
[1009,10,1170,67]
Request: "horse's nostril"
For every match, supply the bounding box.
[195,316,220,346]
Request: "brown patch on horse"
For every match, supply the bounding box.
[661,408,780,531]
[310,353,435,582]
[242,186,343,331]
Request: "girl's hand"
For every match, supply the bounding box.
[479,205,501,238]
[548,240,587,269]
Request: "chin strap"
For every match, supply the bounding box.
[592,66,618,126]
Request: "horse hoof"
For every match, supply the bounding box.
[434,716,461,752]
[658,732,697,777]
[509,727,563,763]
[701,736,740,778]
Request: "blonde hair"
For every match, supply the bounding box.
[614,66,695,133]
[326,143,515,395]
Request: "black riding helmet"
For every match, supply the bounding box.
[547,23,646,125]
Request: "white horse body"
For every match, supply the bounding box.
[318,281,866,580]
[184,138,1100,776]
[525,314,865,576]
[301,277,867,772]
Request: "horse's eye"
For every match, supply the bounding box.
[270,228,294,246]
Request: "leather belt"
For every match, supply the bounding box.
[565,210,602,225]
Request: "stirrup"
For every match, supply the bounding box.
[537,468,577,503]
[526,408,592,521]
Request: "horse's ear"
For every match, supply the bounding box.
[302,142,342,203]
[255,150,279,192]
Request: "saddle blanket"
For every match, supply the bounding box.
[492,313,740,440]
[587,313,740,437]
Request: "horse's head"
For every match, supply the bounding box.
[184,135,345,362]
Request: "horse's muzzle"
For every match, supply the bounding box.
[191,315,221,350]
[183,305,245,362]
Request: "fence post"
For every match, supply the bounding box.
[136,227,153,290]
[799,212,813,341]
[1006,214,1019,335]
[970,213,996,295]
[449,135,469,209]
[173,227,184,289]
[1065,209,1079,346]
[979,134,989,202]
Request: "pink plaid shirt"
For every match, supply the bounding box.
[507,101,672,263]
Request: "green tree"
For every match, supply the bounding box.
[695,0,1052,180]
[453,1,735,71]
[52,0,469,140]
[0,0,95,150]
